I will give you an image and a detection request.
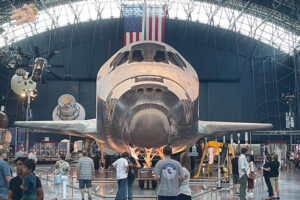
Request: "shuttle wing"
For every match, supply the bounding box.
[14,119,97,137]
[198,120,272,136]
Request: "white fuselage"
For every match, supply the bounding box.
[96,41,199,152]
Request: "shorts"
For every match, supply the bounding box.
[270,177,278,188]
[233,174,239,184]
[176,194,192,200]
[79,179,92,189]
[158,195,177,200]
[21,194,37,200]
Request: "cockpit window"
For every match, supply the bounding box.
[132,50,143,62]
[110,51,129,69]
[118,51,129,65]
[154,50,167,63]
[167,51,186,69]
[110,53,121,67]
[129,43,166,63]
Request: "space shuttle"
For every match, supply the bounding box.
[15,41,272,155]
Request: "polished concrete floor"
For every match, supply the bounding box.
[30,165,300,200]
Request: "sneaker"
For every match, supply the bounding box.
[234,192,240,196]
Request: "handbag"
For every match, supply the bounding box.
[249,171,256,180]
[54,175,62,185]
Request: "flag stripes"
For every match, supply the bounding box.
[123,5,165,46]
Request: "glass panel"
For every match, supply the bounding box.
[131,50,143,62]
[154,50,167,63]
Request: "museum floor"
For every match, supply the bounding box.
[24,165,300,200]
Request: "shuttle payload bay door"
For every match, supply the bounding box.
[194,141,235,178]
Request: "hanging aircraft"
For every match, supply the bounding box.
[14,41,272,164]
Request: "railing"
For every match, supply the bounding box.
[34,168,158,199]
[34,168,235,199]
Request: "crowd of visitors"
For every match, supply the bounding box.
[0,147,44,200]
[0,141,287,200]
[231,147,282,200]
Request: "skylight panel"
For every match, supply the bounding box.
[0,0,298,54]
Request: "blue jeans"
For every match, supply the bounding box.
[116,178,128,200]
[127,178,134,200]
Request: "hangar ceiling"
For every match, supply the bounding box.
[0,0,299,53]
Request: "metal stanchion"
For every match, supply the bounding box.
[46,171,49,183]
[71,176,75,197]
[217,153,221,189]
[54,172,56,190]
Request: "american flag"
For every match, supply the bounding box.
[145,5,165,43]
[123,4,166,46]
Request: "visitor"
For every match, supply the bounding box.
[20,159,37,200]
[238,148,249,200]
[231,152,240,196]
[127,153,137,200]
[270,154,280,199]
[28,151,37,164]
[262,154,273,200]
[53,154,69,200]
[112,152,129,200]
[153,145,184,200]
[0,148,11,200]
[77,151,95,200]
[8,157,44,200]
[177,150,192,200]
[247,155,255,196]
[15,146,24,161]
[93,154,101,171]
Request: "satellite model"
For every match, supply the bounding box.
[52,94,86,121]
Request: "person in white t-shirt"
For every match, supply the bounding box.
[112,152,129,200]
[177,150,192,200]
[28,151,38,163]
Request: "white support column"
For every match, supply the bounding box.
[237,133,240,152]
[245,132,248,148]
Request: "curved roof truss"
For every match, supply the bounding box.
[0,0,299,53]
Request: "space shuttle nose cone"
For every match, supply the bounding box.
[130,109,169,148]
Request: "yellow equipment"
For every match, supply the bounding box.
[194,141,235,178]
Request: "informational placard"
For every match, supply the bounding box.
[138,168,154,180]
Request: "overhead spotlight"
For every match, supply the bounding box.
[20,91,26,98]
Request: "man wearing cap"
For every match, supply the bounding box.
[0,148,11,200]
[14,146,24,161]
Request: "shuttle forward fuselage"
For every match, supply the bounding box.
[96,41,199,152]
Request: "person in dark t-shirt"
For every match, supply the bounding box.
[269,154,280,199]
[231,152,240,196]
[262,154,273,199]
[127,155,137,200]
[8,157,43,200]
[20,159,36,200]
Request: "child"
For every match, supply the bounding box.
[20,159,37,200]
